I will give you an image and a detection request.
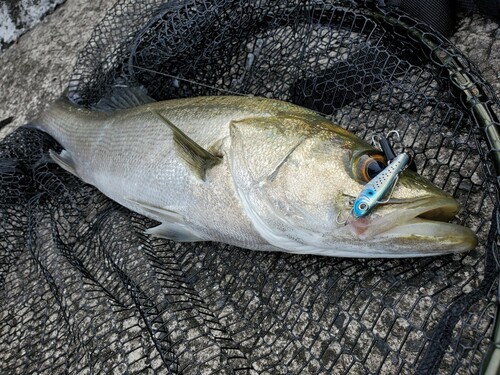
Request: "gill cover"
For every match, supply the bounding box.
[228,113,351,253]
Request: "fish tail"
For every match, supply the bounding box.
[21,96,70,136]
[22,96,96,180]
[24,95,100,147]
[21,112,61,144]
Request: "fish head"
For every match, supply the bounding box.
[229,112,477,258]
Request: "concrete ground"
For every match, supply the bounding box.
[0,0,66,50]
[0,0,116,139]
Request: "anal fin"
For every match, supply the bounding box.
[125,197,183,222]
[151,110,222,180]
[125,197,203,242]
[145,222,203,242]
[49,149,79,177]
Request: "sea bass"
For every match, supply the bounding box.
[32,89,477,258]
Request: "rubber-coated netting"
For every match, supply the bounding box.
[1,0,500,374]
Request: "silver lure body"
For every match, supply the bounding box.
[352,153,410,218]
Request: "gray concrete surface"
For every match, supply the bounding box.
[0,0,66,50]
[0,0,116,139]
[452,13,500,96]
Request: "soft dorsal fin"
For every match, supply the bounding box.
[93,83,156,111]
[151,110,222,180]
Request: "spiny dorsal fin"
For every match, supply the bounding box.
[151,110,222,180]
[93,82,156,112]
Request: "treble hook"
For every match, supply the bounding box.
[336,196,355,225]
[374,130,417,171]
[379,130,401,163]
[335,210,349,225]
[386,130,401,140]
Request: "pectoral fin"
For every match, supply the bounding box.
[49,149,79,177]
[151,110,222,180]
[145,222,203,242]
[125,197,183,222]
[125,197,203,242]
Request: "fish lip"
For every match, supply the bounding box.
[345,195,478,255]
[348,195,462,239]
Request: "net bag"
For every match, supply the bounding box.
[1,0,500,373]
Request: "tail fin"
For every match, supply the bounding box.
[19,95,92,144]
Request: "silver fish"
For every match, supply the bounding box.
[32,88,477,258]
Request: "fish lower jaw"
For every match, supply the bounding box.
[368,218,478,255]
[344,195,478,256]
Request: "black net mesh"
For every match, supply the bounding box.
[1,0,500,374]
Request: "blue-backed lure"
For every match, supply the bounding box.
[352,152,411,218]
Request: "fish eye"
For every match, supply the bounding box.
[354,153,387,183]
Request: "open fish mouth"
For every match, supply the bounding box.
[348,196,478,255]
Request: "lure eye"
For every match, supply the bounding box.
[353,198,371,218]
[354,153,387,183]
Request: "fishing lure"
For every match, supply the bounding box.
[352,152,410,218]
